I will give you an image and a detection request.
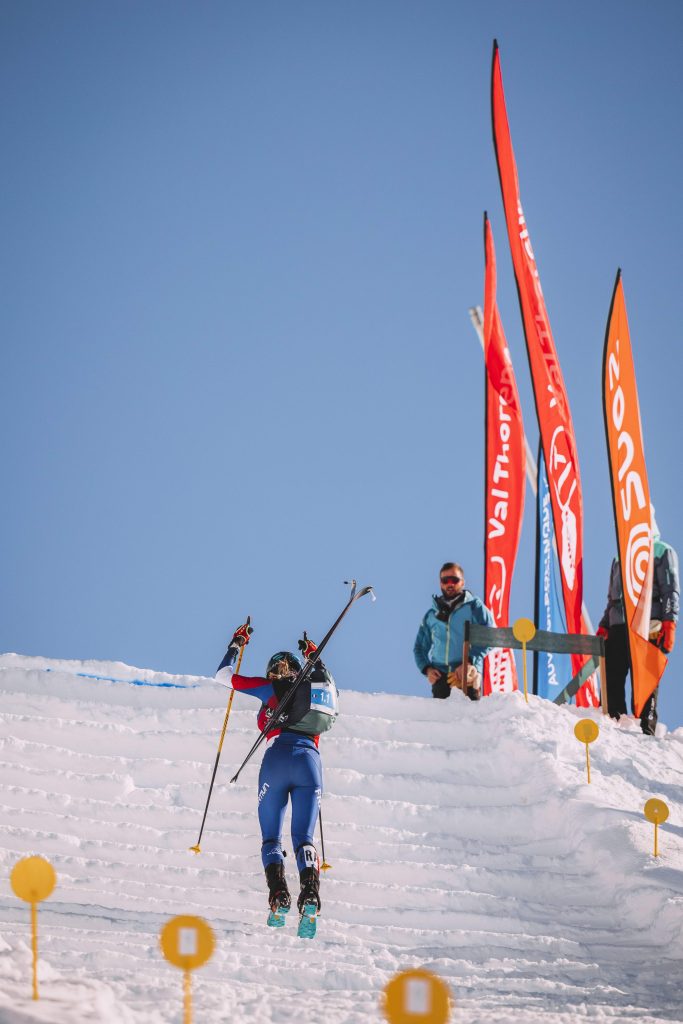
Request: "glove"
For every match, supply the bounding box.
[298,631,318,660]
[596,625,609,640]
[659,620,676,654]
[431,676,451,699]
[448,664,481,690]
[230,621,253,649]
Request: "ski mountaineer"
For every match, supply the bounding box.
[215,622,338,937]
[414,562,495,699]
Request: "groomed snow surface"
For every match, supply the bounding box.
[0,653,682,1024]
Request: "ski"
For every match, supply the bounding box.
[230,580,374,783]
[266,904,290,929]
[297,902,319,940]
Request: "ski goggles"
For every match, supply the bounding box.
[440,575,462,585]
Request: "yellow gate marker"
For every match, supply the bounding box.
[644,798,669,858]
[512,618,536,703]
[383,968,452,1023]
[573,719,599,783]
[160,915,214,1024]
[10,856,57,1000]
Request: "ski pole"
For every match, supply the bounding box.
[190,617,250,854]
[319,807,332,872]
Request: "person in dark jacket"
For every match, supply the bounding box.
[597,517,679,735]
[414,562,494,700]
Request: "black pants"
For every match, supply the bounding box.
[605,623,658,735]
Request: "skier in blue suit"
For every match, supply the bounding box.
[216,624,337,930]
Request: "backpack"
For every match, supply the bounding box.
[273,665,339,736]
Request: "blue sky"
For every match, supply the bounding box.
[2,1,682,728]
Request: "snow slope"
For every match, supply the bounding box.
[1,653,682,1024]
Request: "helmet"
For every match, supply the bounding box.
[266,651,303,681]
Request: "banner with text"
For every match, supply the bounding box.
[534,444,572,698]
[602,271,666,716]
[483,214,525,695]
[491,41,597,706]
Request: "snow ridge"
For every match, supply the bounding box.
[1,654,682,1023]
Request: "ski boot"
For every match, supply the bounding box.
[265,862,291,928]
[296,866,321,939]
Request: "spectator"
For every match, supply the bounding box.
[414,562,494,700]
[597,514,679,735]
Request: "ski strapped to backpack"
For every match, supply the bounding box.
[229,580,374,783]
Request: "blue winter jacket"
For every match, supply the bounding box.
[413,591,495,675]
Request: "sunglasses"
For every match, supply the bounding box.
[440,575,462,585]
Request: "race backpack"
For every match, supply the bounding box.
[272,663,339,736]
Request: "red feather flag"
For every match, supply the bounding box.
[602,271,666,716]
[491,41,598,705]
[483,214,526,694]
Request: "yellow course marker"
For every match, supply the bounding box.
[644,798,669,858]
[160,915,215,1024]
[573,719,599,783]
[383,968,452,1024]
[512,617,536,703]
[10,856,57,1000]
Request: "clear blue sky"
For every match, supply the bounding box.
[2,2,682,728]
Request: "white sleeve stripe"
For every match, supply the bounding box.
[215,665,235,688]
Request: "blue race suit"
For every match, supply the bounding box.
[215,646,323,872]
[258,733,322,871]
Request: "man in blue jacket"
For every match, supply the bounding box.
[414,562,495,700]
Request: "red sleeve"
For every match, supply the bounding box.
[231,674,275,702]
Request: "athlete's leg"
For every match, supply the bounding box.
[257,743,291,868]
[287,741,323,914]
[289,742,323,872]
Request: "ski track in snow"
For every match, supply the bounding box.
[0,653,682,1023]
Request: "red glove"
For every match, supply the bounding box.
[298,631,318,660]
[231,621,253,648]
[596,625,609,640]
[660,621,676,654]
